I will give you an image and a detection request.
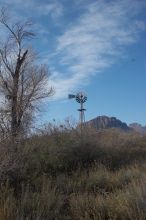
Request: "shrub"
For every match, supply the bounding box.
[0,126,146,219]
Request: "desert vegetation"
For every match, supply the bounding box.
[0,125,146,220]
[0,6,146,220]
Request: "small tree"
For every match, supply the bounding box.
[0,8,54,140]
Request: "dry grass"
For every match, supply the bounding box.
[0,126,146,219]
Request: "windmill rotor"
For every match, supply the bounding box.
[75,92,87,103]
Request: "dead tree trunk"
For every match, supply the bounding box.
[11,50,28,137]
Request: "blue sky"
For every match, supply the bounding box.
[1,0,146,125]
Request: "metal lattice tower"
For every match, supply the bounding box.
[68,92,87,130]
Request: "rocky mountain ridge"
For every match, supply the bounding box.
[129,123,146,134]
[87,116,146,133]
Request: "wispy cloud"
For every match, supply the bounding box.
[37,1,63,20]
[1,0,63,21]
[0,0,145,101]
[49,0,146,99]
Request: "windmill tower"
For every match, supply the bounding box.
[68,92,87,131]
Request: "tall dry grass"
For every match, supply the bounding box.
[0,125,146,219]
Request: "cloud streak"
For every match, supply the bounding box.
[1,0,63,21]
[0,0,145,101]
[49,0,146,99]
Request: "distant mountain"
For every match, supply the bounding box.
[87,116,131,131]
[129,123,146,134]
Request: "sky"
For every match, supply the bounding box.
[0,0,146,126]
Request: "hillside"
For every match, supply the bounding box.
[87,115,131,131]
[129,123,146,134]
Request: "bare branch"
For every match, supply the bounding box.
[0,8,54,139]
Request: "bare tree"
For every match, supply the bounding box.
[0,8,54,140]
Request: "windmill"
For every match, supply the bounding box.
[68,92,87,130]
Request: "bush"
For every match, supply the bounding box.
[0,126,146,219]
